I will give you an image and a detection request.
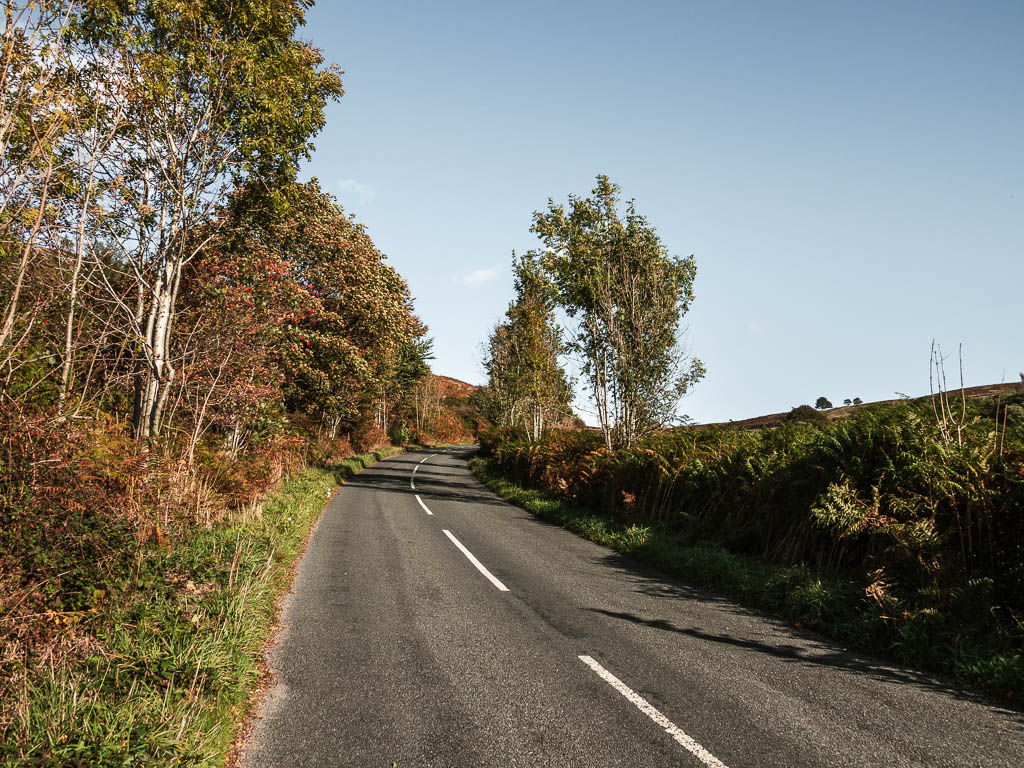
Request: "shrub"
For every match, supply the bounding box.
[787,404,827,424]
[389,422,412,446]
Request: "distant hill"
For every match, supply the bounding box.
[411,374,481,443]
[692,381,1022,431]
[432,375,480,399]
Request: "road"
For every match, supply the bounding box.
[239,447,1023,767]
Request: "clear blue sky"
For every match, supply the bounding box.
[299,0,1023,424]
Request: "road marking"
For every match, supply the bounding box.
[413,454,438,487]
[415,494,433,516]
[442,530,509,592]
[578,655,728,768]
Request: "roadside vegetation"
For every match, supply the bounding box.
[2,444,402,766]
[0,1,476,763]
[475,390,1024,701]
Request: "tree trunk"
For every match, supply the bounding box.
[58,180,95,411]
[0,161,52,357]
[133,254,182,439]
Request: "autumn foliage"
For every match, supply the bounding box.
[0,3,434,746]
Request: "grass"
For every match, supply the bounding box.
[2,447,403,767]
[469,455,1023,704]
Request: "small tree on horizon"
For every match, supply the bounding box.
[815,396,833,410]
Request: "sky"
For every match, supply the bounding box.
[298,0,1024,424]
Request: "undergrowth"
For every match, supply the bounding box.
[470,445,1024,704]
[0,447,402,767]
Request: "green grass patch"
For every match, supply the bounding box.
[470,456,1023,704]
[2,447,402,767]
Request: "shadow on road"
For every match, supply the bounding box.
[585,599,1024,723]
[349,449,1023,725]
[342,452,506,509]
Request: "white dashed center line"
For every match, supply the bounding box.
[578,655,727,768]
[412,453,439,489]
[442,530,509,592]
[415,494,433,516]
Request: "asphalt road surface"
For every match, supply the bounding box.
[239,447,1023,767]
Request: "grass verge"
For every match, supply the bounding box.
[3,447,403,767]
[469,456,1023,704]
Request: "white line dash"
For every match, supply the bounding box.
[415,494,433,516]
[413,465,419,474]
[442,530,509,592]
[578,655,728,768]
[410,474,415,490]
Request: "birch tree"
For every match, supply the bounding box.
[532,175,704,449]
[76,0,342,438]
[51,29,130,413]
[483,252,571,441]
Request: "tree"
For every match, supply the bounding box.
[412,372,442,436]
[481,321,523,428]
[0,1,78,364]
[74,0,343,438]
[531,175,704,449]
[853,397,863,406]
[171,223,307,460]
[282,184,425,438]
[482,253,572,441]
[843,398,852,406]
[374,333,432,438]
[508,253,572,440]
[399,337,436,433]
[815,396,832,410]
[218,180,427,440]
[1,1,143,417]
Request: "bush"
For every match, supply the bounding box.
[388,422,412,446]
[0,404,404,762]
[787,404,827,423]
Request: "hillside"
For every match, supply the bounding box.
[692,381,1022,431]
[433,374,480,400]
[409,374,481,443]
